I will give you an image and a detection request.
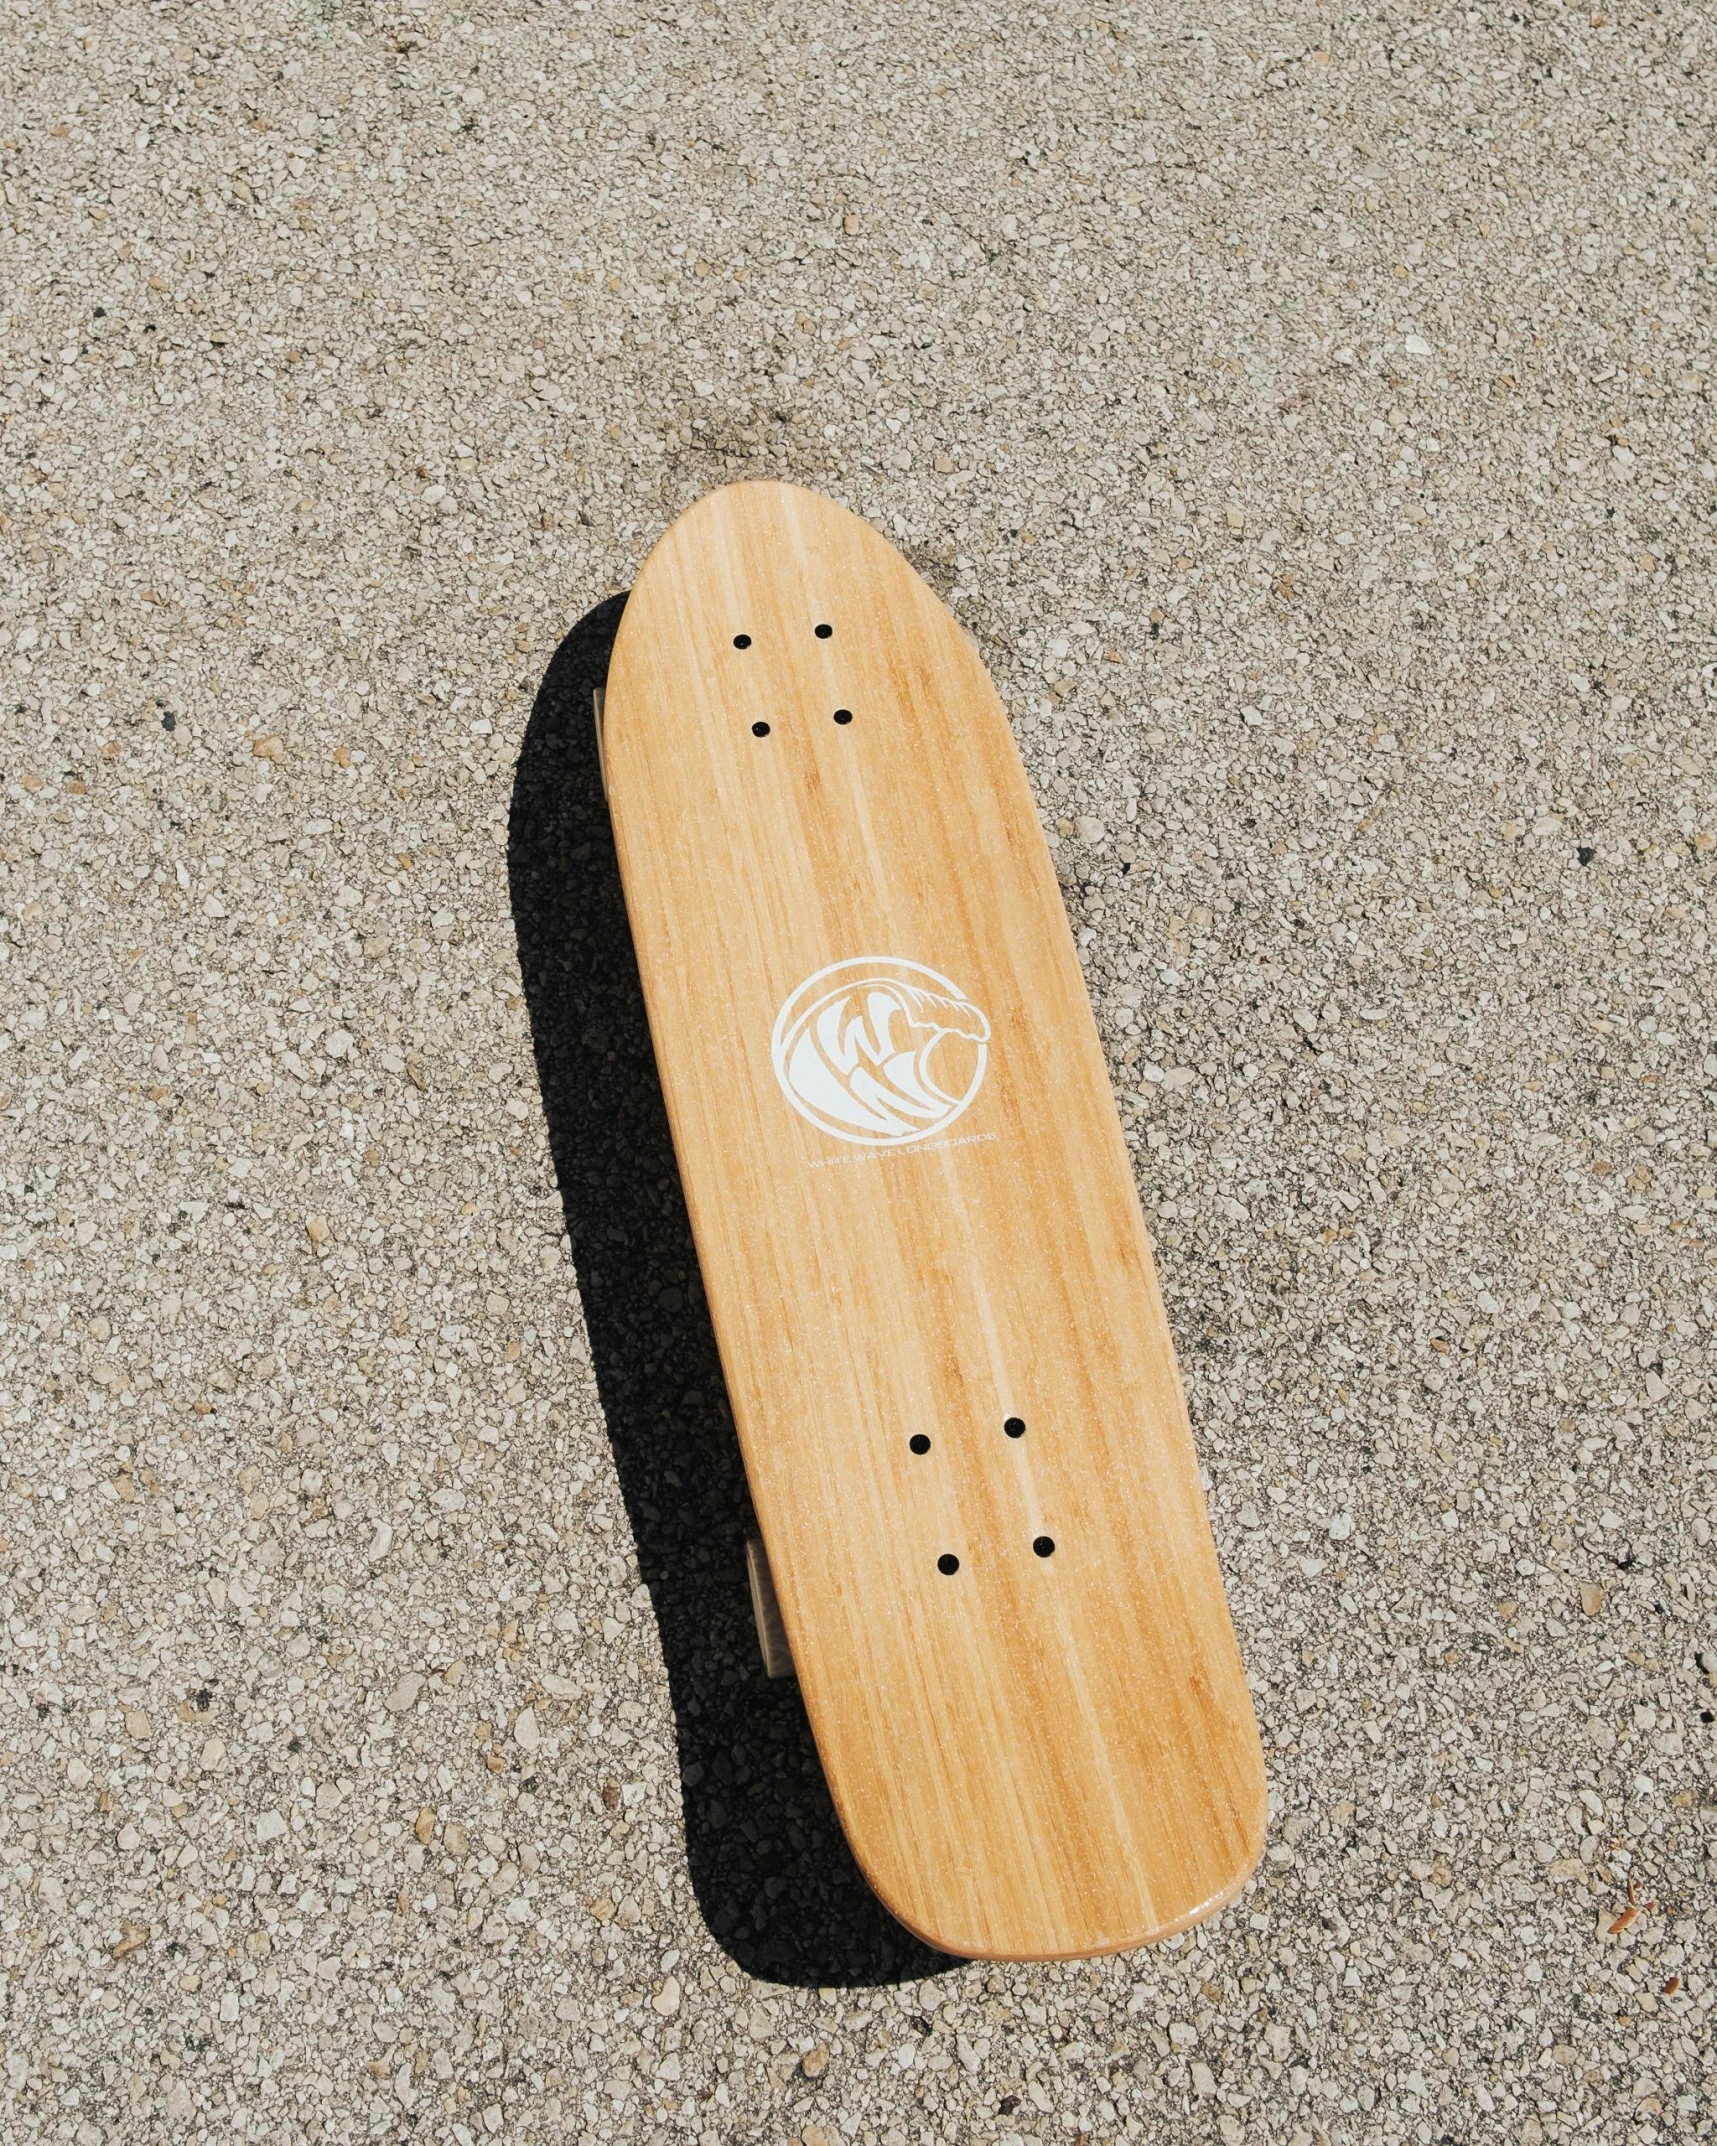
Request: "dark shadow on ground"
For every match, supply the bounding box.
[507,595,942,1988]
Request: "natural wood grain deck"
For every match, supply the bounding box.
[603,480,1265,1960]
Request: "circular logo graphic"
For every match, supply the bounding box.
[770,957,991,1148]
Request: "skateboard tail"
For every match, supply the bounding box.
[779,1520,1269,1961]
[855,1801,1269,1965]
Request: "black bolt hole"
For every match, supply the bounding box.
[161,712,176,732]
[732,633,752,649]
[937,1553,960,1576]
[833,707,853,725]
[814,622,833,639]
[1003,1416,1026,1439]
[908,1434,931,1455]
[1033,1536,1055,1559]
[751,721,770,738]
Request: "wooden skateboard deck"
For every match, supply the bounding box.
[601,481,1265,1960]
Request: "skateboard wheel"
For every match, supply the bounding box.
[751,720,770,737]
[732,632,752,648]
[908,1433,931,1455]
[937,1553,960,1576]
[1033,1536,1056,1559]
[833,707,853,725]
[745,1538,795,1681]
[1003,1416,1026,1439]
[814,622,833,638]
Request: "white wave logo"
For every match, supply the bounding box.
[771,957,991,1147]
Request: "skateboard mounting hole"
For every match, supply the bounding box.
[1033,1535,1056,1559]
[833,707,853,725]
[814,622,833,639]
[732,633,752,649]
[937,1553,960,1576]
[909,1434,931,1456]
[751,721,771,738]
[1004,1416,1026,1439]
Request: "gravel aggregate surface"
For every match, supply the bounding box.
[3,1,1716,2142]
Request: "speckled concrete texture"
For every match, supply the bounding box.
[2,1,1714,2142]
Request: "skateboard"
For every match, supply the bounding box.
[599,480,1265,1961]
